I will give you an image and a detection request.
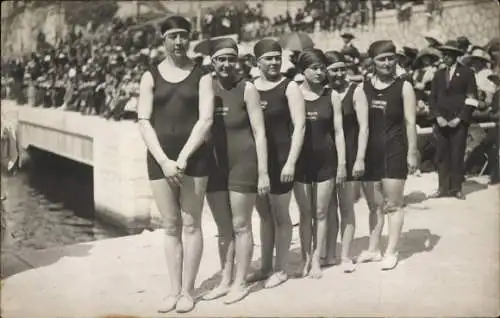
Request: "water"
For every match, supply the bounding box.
[1,148,124,252]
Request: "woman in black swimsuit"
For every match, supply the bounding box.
[294,49,347,279]
[203,38,270,305]
[137,16,214,313]
[356,40,418,271]
[323,51,369,273]
[246,39,306,288]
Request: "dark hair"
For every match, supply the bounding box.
[160,15,191,35]
[296,48,327,72]
[324,51,345,66]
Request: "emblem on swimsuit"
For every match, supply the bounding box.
[306,111,319,120]
[371,99,387,109]
[260,100,268,110]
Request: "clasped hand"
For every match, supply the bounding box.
[160,159,185,186]
[437,116,461,128]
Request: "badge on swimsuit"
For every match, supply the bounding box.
[260,100,268,110]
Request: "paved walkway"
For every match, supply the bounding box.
[1,173,499,317]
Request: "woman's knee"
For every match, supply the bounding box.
[315,206,328,221]
[383,197,404,213]
[382,179,405,212]
[181,214,201,234]
[340,206,356,225]
[274,208,292,229]
[232,216,251,235]
[163,217,181,236]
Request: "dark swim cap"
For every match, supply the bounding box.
[324,50,345,66]
[368,40,396,59]
[210,37,238,58]
[254,39,282,59]
[160,16,191,36]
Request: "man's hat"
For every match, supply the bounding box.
[413,47,442,69]
[424,36,442,48]
[438,40,464,55]
[341,32,355,41]
[462,48,492,65]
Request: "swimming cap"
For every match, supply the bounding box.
[160,16,191,37]
[368,40,396,59]
[324,50,346,68]
[210,37,238,59]
[254,39,282,59]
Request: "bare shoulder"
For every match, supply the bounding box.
[140,71,153,86]
[244,80,258,94]
[354,83,364,94]
[402,80,415,93]
[199,73,213,86]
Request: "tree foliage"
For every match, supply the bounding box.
[61,1,119,26]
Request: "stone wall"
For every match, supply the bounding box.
[310,0,499,52]
[1,3,68,58]
[1,101,152,234]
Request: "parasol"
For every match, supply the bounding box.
[278,32,314,51]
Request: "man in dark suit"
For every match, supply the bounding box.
[429,40,479,200]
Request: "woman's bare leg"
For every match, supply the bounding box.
[358,181,384,262]
[323,185,339,266]
[204,191,234,300]
[269,192,293,273]
[151,179,182,312]
[248,195,274,282]
[223,191,256,304]
[293,182,313,277]
[263,192,293,288]
[338,181,357,272]
[309,179,335,279]
[381,178,406,270]
[179,176,208,296]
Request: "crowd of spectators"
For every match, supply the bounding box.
[201,0,435,42]
[0,0,493,127]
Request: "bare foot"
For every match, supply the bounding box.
[308,260,322,279]
[246,269,271,284]
[223,285,250,305]
[301,256,312,277]
[158,294,179,313]
[202,284,230,301]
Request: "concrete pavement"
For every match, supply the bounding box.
[1,173,499,317]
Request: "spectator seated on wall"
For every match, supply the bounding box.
[464,74,499,183]
[105,73,138,121]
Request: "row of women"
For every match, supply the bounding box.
[137,16,417,314]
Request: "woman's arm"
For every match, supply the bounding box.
[284,80,306,167]
[137,71,170,165]
[177,74,215,168]
[244,81,268,177]
[331,91,346,171]
[402,81,418,172]
[352,84,369,164]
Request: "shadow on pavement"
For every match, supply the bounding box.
[462,179,488,196]
[1,243,92,279]
[404,191,428,205]
[194,271,222,300]
[398,228,441,261]
[194,228,440,298]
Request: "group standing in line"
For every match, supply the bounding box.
[136,15,479,314]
